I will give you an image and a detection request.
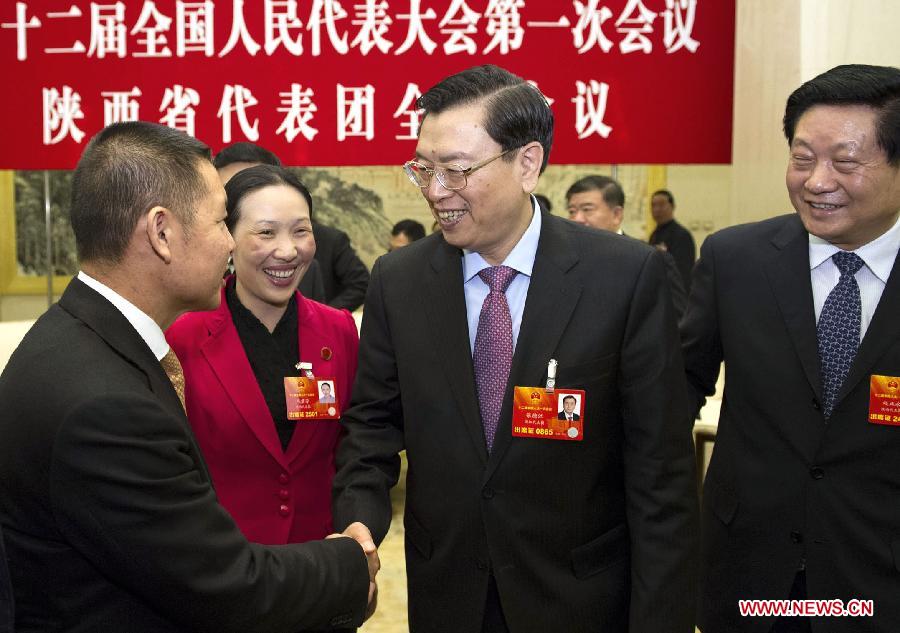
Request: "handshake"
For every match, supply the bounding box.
[327,522,380,621]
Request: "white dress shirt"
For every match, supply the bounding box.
[809,215,900,341]
[462,197,542,354]
[77,271,170,361]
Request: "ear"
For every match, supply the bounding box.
[146,205,174,264]
[518,141,544,193]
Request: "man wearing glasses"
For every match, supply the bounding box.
[333,65,698,633]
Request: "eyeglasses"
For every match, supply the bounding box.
[403,147,518,191]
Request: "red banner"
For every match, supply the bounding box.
[0,0,735,169]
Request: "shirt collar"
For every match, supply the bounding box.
[809,214,900,282]
[77,271,170,361]
[463,196,542,282]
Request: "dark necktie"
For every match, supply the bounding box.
[160,348,186,412]
[473,266,518,452]
[817,251,864,418]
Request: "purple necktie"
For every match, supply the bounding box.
[473,266,518,452]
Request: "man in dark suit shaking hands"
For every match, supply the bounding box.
[683,64,900,633]
[0,122,374,632]
[333,65,698,633]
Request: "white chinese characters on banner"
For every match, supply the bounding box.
[394,0,436,55]
[392,83,422,140]
[351,0,393,55]
[87,2,127,58]
[276,83,319,142]
[482,0,524,55]
[615,0,656,54]
[439,0,479,55]
[572,79,612,139]
[42,86,86,144]
[218,84,260,142]
[572,0,613,54]
[102,86,142,125]
[159,84,200,135]
[2,1,702,59]
[39,79,619,146]
[662,0,698,54]
[131,1,172,57]
[337,84,375,141]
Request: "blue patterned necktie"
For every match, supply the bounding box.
[473,266,518,452]
[817,251,864,418]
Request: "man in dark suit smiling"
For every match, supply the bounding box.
[0,122,373,632]
[334,65,698,633]
[684,64,900,633]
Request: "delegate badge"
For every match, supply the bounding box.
[869,374,900,426]
[284,376,340,420]
[512,386,585,441]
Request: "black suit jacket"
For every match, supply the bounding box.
[0,525,11,633]
[557,412,580,421]
[682,214,900,633]
[0,278,368,633]
[650,219,696,294]
[334,211,698,633]
[313,223,370,311]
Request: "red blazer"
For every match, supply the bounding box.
[166,288,359,545]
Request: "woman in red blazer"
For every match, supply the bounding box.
[167,165,359,545]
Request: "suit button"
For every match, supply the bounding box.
[811,398,821,411]
[278,473,290,485]
[278,488,290,500]
[278,504,290,517]
[482,487,495,499]
[790,531,803,544]
[810,466,825,480]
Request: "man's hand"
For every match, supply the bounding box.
[327,521,380,620]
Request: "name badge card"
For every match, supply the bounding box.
[512,386,585,441]
[868,374,900,426]
[284,376,340,420]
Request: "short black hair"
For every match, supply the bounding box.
[783,64,900,166]
[651,189,675,206]
[71,121,212,264]
[417,64,554,173]
[224,164,313,233]
[565,175,625,208]
[562,395,576,404]
[533,194,552,213]
[391,219,426,242]
[214,142,282,169]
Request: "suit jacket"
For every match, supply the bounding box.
[298,257,327,303]
[334,211,698,633]
[682,214,900,633]
[0,278,367,633]
[166,287,359,545]
[313,223,370,312]
[0,525,11,633]
[650,219,696,294]
[624,232,687,320]
[557,412,580,421]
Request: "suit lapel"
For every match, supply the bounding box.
[764,217,823,402]
[423,240,489,464]
[284,294,329,464]
[200,304,289,468]
[837,249,900,406]
[485,214,581,480]
[58,278,213,481]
